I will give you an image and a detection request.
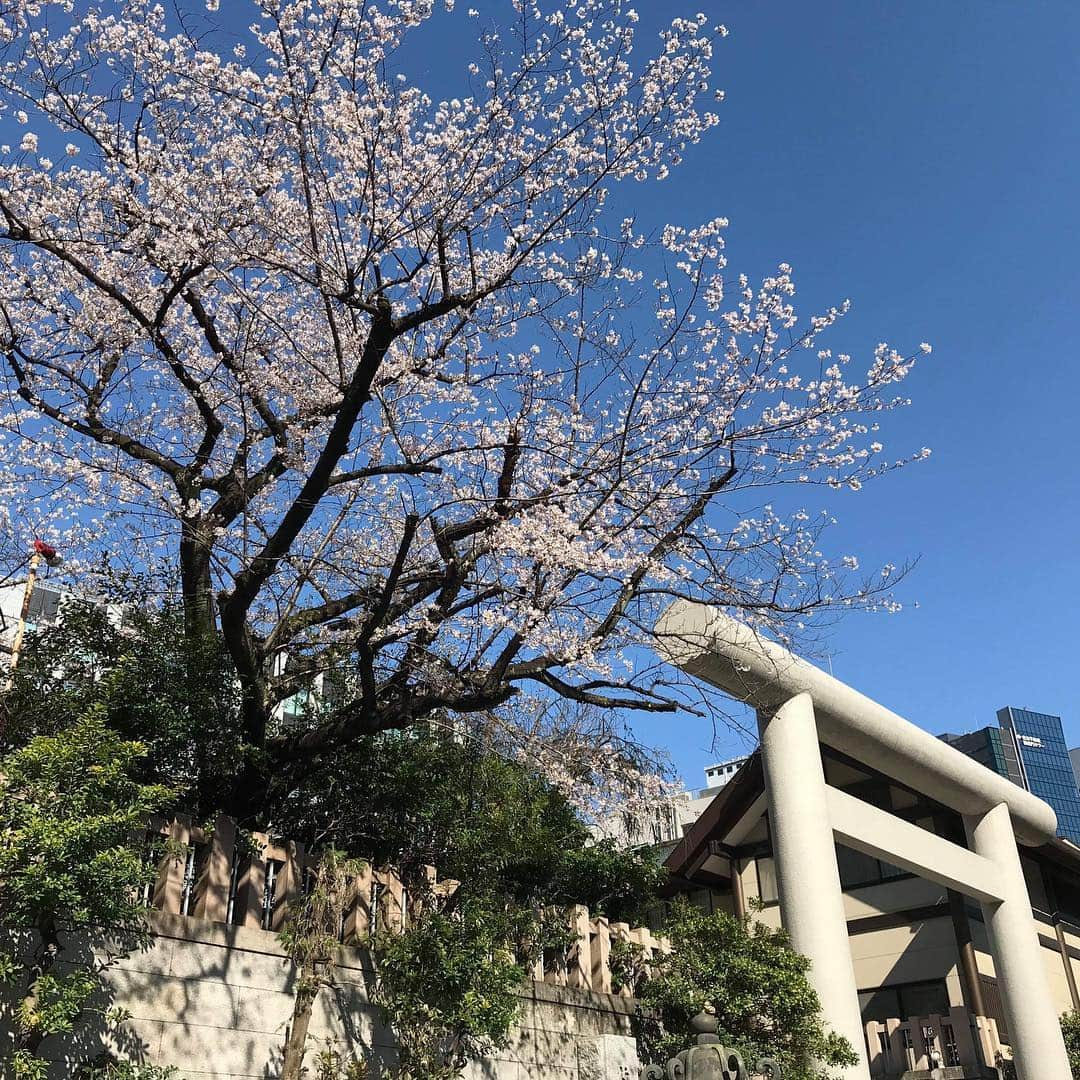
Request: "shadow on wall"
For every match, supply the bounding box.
[1,921,390,1078]
[2,915,640,1079]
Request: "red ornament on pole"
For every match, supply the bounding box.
[32,539,61,567]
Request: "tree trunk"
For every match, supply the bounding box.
[179,519,216,642]
[16,915,61,1058]
[281,958,319,1080]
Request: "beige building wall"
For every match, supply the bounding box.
[1041,945,1075,1017]
[841,876,946,919]
[731,849,1080,1026]
[847,920,959,993]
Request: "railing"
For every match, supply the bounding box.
[530,904,670,995]
[148,814,667,997]
[864,1005,1004,1076]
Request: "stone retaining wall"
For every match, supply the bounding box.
[2,913,641,1080]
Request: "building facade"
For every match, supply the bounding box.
[596,755,749,848]
[941,725,1023,787]
[941,707,1080,845]
[0,578,64,654]
[0,578,130,670]
[950,704,1080,846]
[663,750,1080,1077]
[997,707,1080,844]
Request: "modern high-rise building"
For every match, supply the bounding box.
[942,707,1080,845]
[939,725,1024,786]
[996,707,1080,844]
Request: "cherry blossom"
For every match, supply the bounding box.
[0,0,928,811]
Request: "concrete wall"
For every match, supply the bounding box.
[842,876,945,920]
[1,914,640,1080]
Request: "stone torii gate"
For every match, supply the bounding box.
[655,599,1072,1080]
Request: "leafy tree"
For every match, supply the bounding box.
[2,599,248,818]
[278,850,365,1080]
[0,0,927,817]
[271,726,665,923]
[274,836,565,1080]
[0,705,174,1078]
[372,901,535,1080]
[272,727,665,1078]
[2,602,854,1080]
[83,1065,181,1080]
[7,600,664,915]
[626,900,858,1080]
[308,1050,369,1080]
[6,605,662,1078]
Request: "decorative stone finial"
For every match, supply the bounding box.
[690,1004,719,1044]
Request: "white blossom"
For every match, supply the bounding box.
[0,0,929,803]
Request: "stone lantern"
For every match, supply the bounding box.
[639,1006,782,1080]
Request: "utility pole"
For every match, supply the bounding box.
[5,539,61,690]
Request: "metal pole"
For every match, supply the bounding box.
[1055,920,1080,1011]
[730,855,747,920]
[6,547,41,689]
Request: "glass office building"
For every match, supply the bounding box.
[996,707,1080,845]
[942,708,1080,845]
[940,725,1024,787]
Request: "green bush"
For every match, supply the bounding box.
[83,1064,181,1079]
[272,728,666,1078]
[372,901,532,1080]
[3,600,247,818]
[1062,1009,1080,1077]
[630,900,858,1080]
[0,704,174,1077]
[272,727,666,924]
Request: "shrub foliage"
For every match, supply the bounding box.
[629,900,858,1080]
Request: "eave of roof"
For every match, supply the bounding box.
[662,751,765,880]
[662,750,1080,886]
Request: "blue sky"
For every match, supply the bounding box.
[14,1,1079,783]
[170,0,1080,779]
[368,0,1080,779]
[624,1,1080,782]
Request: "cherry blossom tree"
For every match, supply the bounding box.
[0,0,928,813]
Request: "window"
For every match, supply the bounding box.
[26,584,62,623]
[979,975,1011,1044]
[859,986,900,1023]
[858,980,949,1023]
[836,845,879,888]
[901,981,951,1018]
[836,843,911,890]
[755,856,779,904]
[753,848,907,901]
